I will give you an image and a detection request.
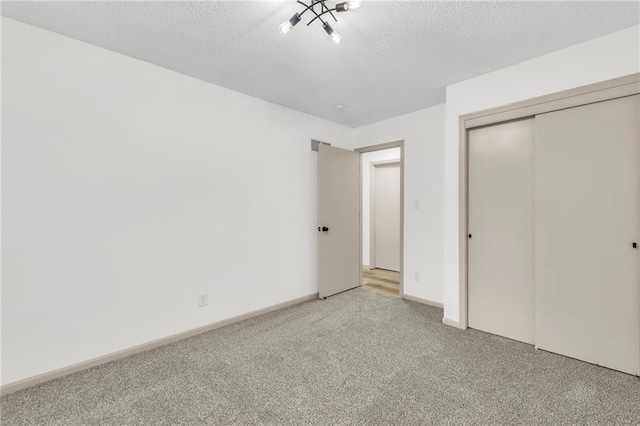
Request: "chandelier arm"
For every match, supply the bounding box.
[306,7,338,26]
[320,1,338,23]
[296,0,312,17]
[306,0,325,20]
[298,1,328,26]
[297,0,324,20]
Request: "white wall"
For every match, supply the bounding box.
[361,148,401,268]
[443,24,640,324]
[349,105,446,305]
[1,18,352,386]
[4,16,638,386]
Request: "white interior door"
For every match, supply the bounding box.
[535,95,640,375]
[373,164,400,271]
[468,118,535,344]
[318,145,361,299]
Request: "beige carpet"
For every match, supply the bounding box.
[3,288,640,425]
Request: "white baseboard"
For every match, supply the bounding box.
[402,294,444,309]
[442,317,466,330]
[362,265,372,270]
[1,292,319,396]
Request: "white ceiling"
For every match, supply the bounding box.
[2,1,638,127]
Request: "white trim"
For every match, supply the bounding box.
[403,294,444,309]
[1,293,318,395]
[355,141,402,153]
[465,75,640,129]
[369,162,377,269]
[371,160,401,168]
[442,317,465,329]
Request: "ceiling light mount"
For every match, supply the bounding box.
[279,1,360,43]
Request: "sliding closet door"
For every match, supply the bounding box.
[468,118,535,344]
[535,95,640,375]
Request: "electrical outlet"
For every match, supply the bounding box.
[413,272,420,282]
[198,294,208,307]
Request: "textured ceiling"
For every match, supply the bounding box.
[2,1,639,127]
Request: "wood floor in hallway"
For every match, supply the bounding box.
[362,268,400,296]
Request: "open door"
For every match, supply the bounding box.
[318,144,360,298]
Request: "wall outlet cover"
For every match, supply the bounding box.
[198,294,208,307]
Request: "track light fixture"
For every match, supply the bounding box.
[279,1,360,43]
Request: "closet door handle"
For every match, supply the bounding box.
[633,242,637,249]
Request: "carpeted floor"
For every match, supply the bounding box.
[2,288,640,425]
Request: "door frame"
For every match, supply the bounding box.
[457,73,640,330]
[355,141,405,297]
[369,160,401,271]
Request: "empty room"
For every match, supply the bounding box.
[1,1,639,424]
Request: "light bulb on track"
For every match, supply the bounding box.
[347,1,361,10]
[280,21,293,34]
[335,2,349,12]
[279,13,301,34]
[323,22,342,43]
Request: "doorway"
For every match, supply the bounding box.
[317,141,404,299]
[359,146,402,297]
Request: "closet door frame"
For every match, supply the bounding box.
[457,72,640,330]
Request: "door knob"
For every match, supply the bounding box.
[322,226,329,232]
